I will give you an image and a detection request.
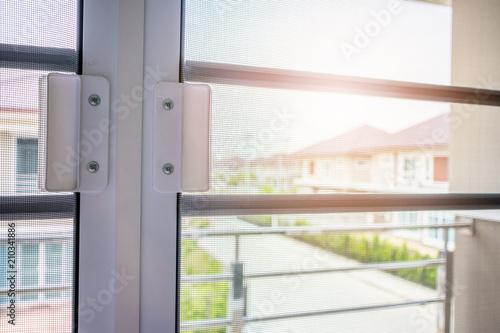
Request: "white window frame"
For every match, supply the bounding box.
[79,1,180,332]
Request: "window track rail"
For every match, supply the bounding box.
[0,43,77,71]
[181,193,500,216]
[184,60,500,107]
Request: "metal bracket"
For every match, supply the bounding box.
[457,216,475,236]
[153,82,211,193]
[43,73,110,192]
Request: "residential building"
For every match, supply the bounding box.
[0,106,73,305]
[293,114,449,194]
[292,113,453,248]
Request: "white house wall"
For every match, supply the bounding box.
[296,147,448,193]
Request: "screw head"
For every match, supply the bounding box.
[163,163,174,175]
[162,99,174,110]
[88,94,101,106]
[87,161,99,173]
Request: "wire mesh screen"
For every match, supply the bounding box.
[0,1,79,332]
[179,0,459,332]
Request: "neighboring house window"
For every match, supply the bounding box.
[395,211,420,239]
[433,156,448,182]
[2,241,71,303]
[355,157,370,169]
[321,160,332,178]
[425,211,455,246]
[398,211,418,226]
[402,156,416,180]
[16,138,38,193]
[20,244,39,302]
[425,156,431,182]
[46,243,63,300]
[309,161,314,176]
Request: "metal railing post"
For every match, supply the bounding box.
[438,228,454,333]
[229,235,245,333]
[437,248,445,332]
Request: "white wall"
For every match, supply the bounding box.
[450,0,500,192]
[451,1,500,332]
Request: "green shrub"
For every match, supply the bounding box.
[291,221,438,289]
[189,218,210,229]
[294,218,308,226]
[181,239,227,332]
[258,183,275,194]
[227,172,245,186]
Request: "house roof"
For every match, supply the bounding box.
[385,113,449,149]
[295,125,390,156]
[294,114,449,157]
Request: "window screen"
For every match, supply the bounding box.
[179,0,497,332]
[0,1,80,332]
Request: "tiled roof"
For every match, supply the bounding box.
[295,114,449,157]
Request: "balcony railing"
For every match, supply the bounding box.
[180,222,469,333]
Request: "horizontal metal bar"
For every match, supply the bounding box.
[246,258,444,279]
[0,43,77,72]
[180,317,232,331]
[0,285,72,297]
[184,60,500,107]
[181,193,500,216]
[181,259,445,283]
[0,194,76,220]
[182,222,471,238]
[180,299,443,330]
[244,298,443,323]
[182,273,232,283]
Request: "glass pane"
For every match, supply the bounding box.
[0,0,79,331]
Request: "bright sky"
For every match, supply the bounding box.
[185,0,452,159]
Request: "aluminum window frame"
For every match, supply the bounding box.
[84,0,500,331]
